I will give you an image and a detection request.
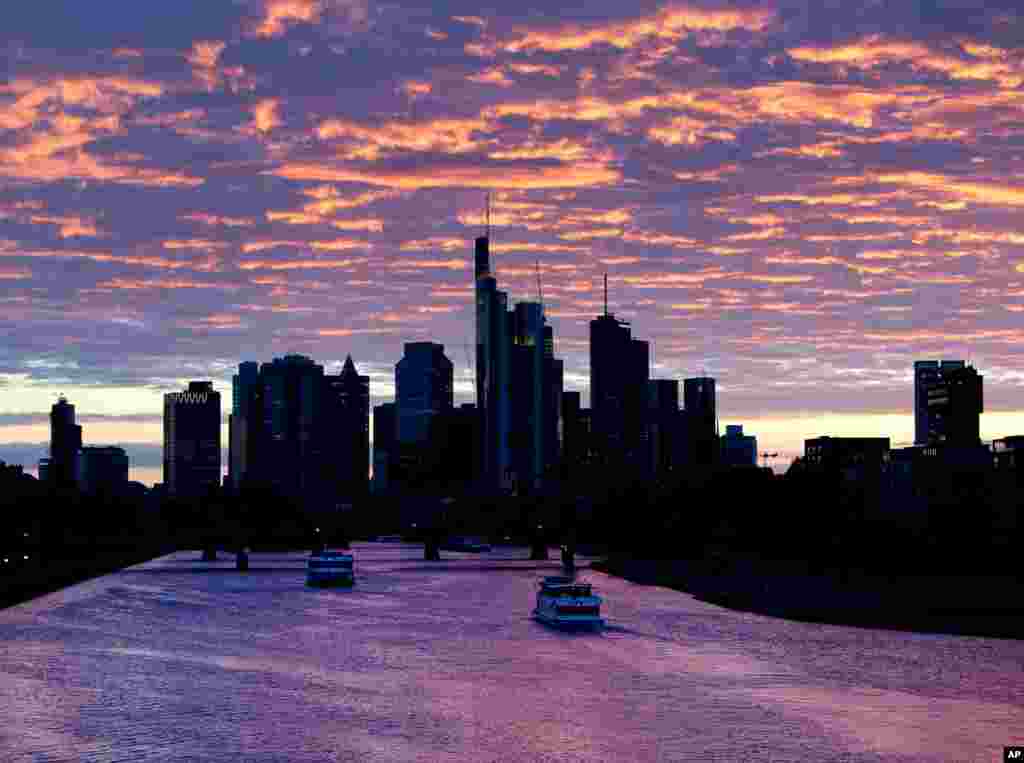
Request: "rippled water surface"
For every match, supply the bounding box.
[1,545,1021,761]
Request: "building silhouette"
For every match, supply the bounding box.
[48,396,82,489]
[372,402,396,493]
[914,360,966,445]
[228,354,370,508]
[396,342,453,445]
[77,446,129,494]
[475,232,512,490]
[475,230,563,493]
[924,364,983,446]
[721,424,757,468]
[684,376,718,468]
[163,381,221,498]
[648,380,680,476]
[324,355,370,503]
[590,283,649,475]
[228,361,260,491]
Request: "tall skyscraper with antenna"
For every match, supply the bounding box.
[474,195,563,492]
[590,274,650,475]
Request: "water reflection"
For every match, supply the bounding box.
[0,545,1020,762]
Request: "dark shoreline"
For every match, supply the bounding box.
[0,546,168,610]
[593,554,1024,640]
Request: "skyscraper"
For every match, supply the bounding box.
[371,402,396,493]
[228,354,372,508]
[228,361,260,490]
[163,381,221,498]
[648,379,680,475]
[589,287,650,473]
[49,395,82,489]
[396,342,454,445]
[684,376,718,468]
[256,354,325,500]
[924,364,983,446]
[474,230,563,493]
[914,360,965,445]
[475,232,512,490]
[324,355,370,501]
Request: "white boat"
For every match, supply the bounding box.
[306,550,354,587]
[533,576,604,629]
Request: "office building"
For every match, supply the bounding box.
[228,361,260,491]
[396,342,453,445]
[372,402,396,493]
[475,232,512,490]
[721,424,757,468]
[684,376,718,468]
[77,446,129,494]
[648,380,680,475]
[925,364,983,446]
[49,396,82,489]
[163,381,221,498]
[228,354,372,507]
[914,360,966,445]
[475,230,564,493]
[590,284,650,473]
[324,355,371,502]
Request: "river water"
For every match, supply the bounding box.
[0,545,1021,761]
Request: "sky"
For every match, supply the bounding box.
[3,1,1024,483]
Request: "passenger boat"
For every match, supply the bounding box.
[306,549,354,587]
[533,576,604,629]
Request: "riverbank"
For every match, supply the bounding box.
[0,546,167,610]
[593,553,1024,640]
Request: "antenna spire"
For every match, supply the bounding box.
[536,259,543,307]
[603,273,608,316]
[485,191,491,238]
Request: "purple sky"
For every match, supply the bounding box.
[3,1,1024,481]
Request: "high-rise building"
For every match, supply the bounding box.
[914,360,965,445]
[396,342,453,445]
[324,355,370,502]
[474,231,563,493]
[228,354,372,508]
[648,380,680,475]
[721,424,757,468]
[476,233,512,490]
[925,364,983,446]
[256,354,325,500]
[228,361,260,490]
[590,288,650,473]
[163,381,221,498]
[684,376,717,468]
[49,396,82,489]
[77,446,129,494]
[371,402,396,493]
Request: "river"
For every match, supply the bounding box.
[0,545,1021,761]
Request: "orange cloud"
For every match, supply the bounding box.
[272,162,619,190]
[494,5,774,54]
[187,41,226,90]
[255,0,320,38]
[238,257,366,270]
[252,99,281,133]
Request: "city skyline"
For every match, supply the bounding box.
[5,2,1024,481]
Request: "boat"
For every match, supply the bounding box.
[306,549,354,587]
[532,576,604,629]
[441,536,492,553]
